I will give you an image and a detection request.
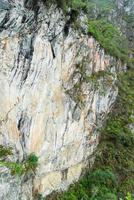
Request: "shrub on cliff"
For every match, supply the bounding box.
[47,0,87,12]
[0,149,38,176]
[88,19,129,61]
[0,145,13,158]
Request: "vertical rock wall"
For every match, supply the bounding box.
[0,1,126,199]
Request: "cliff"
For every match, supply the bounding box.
[0,0,127,199]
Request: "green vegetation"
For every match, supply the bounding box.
[90,0,114,9]
[47,0,87,12]
[84,71,113,82]
[48,169,117,200]
[126,192,133,200]
[0,145,13,158]
[53,0,114,12]
[68,0,87,11]
[88,20,129,61]
[25,153,38,172]
[0,147,38,176]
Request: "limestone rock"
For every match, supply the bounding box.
[0,0,126,199]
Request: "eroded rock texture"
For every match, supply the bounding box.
[0,1,126,199]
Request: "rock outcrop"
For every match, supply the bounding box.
[0,1,126,199]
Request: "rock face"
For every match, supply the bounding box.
[0,0,126,199]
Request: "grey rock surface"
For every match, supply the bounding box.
[0,0,126,199]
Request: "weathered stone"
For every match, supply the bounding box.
[0,1,126,199]
[0,0,10,10]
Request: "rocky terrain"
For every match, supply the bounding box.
[0,0,133,199]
